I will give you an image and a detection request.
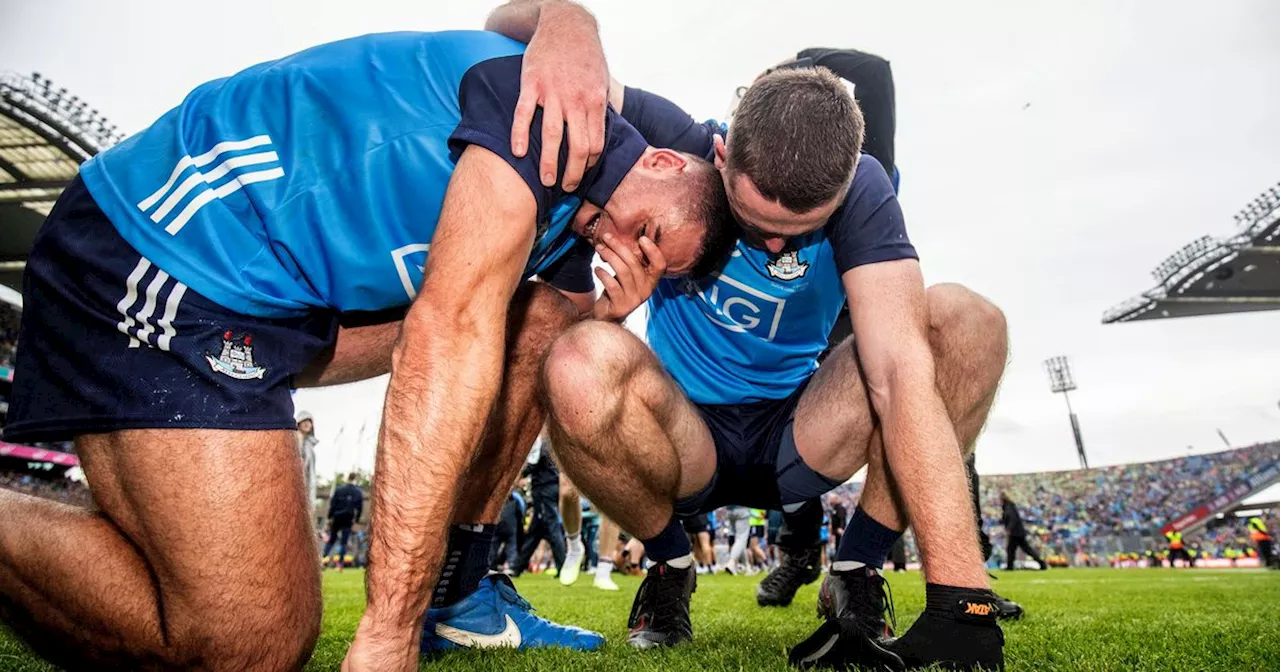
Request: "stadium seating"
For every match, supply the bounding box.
[978,442,1280,558]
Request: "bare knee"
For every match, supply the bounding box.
[178,590,321,670]
[927,283,1008,366]
[541,320,648,439]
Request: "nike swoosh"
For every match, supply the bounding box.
[434,614,522,648]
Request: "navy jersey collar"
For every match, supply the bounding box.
[581,110,647,208]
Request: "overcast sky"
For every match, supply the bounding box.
[3,0,1279,484]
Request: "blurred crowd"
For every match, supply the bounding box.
[978,441,1280,560]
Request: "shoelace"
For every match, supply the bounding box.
[869,572,897,634]
[491,576,536,614]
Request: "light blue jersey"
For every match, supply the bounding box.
[622,88,916,404]
[80,31,638,317]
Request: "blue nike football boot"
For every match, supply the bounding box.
[420,574,605,653]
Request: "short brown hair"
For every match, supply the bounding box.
[726,67,864,212]
[681,155,738,278]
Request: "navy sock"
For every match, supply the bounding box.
[835,506,902,569]
[432,524,495,609]
[641,517,692,564]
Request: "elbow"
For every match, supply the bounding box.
[865,350,938,419]
[390,300,485,372]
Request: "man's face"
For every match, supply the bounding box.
[571,149,708,276]
[713,136,844,254]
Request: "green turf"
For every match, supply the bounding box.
[2,567,1277,670]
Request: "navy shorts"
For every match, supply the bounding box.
[675,379,839,516]
[3,176,338,443]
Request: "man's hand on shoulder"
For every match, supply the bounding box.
[489,1,609,192]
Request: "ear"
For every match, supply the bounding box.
[713,135,727,170]
[642,147,690,172]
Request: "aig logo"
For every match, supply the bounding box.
[695,273,787,342]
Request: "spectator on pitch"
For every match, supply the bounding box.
[1247,516,1275,569]
[295,410,319,521]
[682,513,717,574]
[1165,529,1194,567]
[491,486,526,573]
[323,473,364,572]
[724,505,753,575]
[513,436,567,576]
[1001,493,1047,571]
[581,500,601,570]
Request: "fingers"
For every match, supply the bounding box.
[511,81,540,159]
[593,267,623,301]
[540,98,565,187]
[586,92,606,170]
[596,235,641,289]
[637,235,667,277]
[563,107,591,192]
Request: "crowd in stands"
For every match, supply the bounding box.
[978,441,1280,559]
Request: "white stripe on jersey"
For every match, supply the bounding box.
[165,166,285,235]
[149,151,281,223]
[115,258,152,348]
[137,135,273,211]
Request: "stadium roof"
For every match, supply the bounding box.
[0,72,123,299]
[1103,183,1280,323]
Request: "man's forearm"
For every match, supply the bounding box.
[363,306,506,630]
[877,366,989,588]
[486,0,596,44]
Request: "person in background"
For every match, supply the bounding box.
[581,500,601,572]
[724,506,752,575]
[1247,516,1275,569]
[296,411,319,524]
[1165,529,1193,568]
[747,509,768,573]
[514,434,567,576]
[558,472,587,585]
[491,486,526,573]
[682,513,718,574]
[1001,493,1047,571]
[323,473,364,572]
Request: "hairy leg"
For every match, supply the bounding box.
[452,282,579,524]
[541,321,715,540]
[0,429,320,671]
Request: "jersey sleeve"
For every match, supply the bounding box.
[536,238,596,293]
[448,55,566,223]
[826,155,918,275]
[620,87,721,160]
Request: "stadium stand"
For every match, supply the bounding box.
[0,71,122,294]
[1104,181,1280,323]
[978,441,1280,562]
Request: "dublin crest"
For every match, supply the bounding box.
[766,250,809,281]
[206,331,267,380]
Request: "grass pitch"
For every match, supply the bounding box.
[1,567,1277,670]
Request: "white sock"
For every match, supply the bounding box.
[831,560,872,572]
[596,558,614,578]
[664,553,695,569]
[567,532,581,543]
